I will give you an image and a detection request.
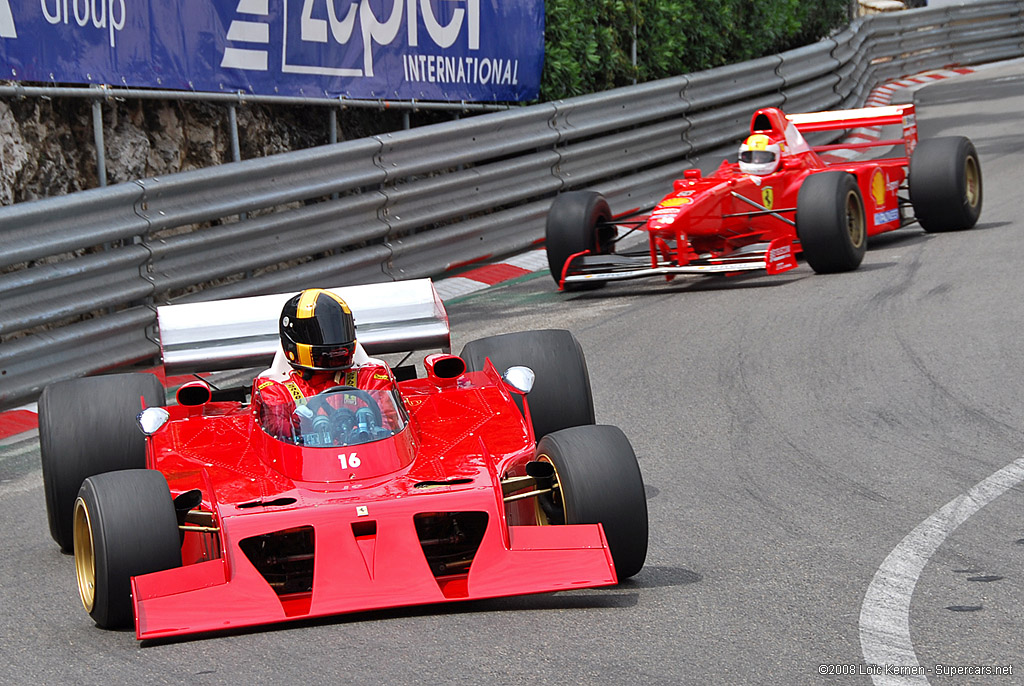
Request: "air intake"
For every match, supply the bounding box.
[413,512,488,599]
[239,525,314,616]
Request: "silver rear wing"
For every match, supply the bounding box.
[157,279,450,375]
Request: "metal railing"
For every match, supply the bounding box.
[2,0,1022,409]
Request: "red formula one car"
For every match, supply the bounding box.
[37,280,647,640]
[546,104,982,289]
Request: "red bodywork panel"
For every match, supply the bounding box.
[131,363,616,640]
[559,104,917,288]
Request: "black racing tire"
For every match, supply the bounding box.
[536,425,648,579]
[796,171,867,274]
[460,329,595,440]
[545,191,614,290]
[74,469,182,629]
[909,136,982,232]
[39,373,165,552]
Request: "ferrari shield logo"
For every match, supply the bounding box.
[761,187,774,210]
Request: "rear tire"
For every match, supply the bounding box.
[536,425,648,579]
[909,136,982,232]
[40,373,165,551]
[460,329,595,440]
[796,171,866,274]
[545,191,614,290]
[74,469,182,629]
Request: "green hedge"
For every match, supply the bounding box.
[541,0,852,100]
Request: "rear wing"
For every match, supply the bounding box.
[157,279,450,375]
[787,104,918,160]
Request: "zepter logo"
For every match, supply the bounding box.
[222,0,484,79]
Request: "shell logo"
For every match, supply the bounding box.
[870,168,887,208]
[661,197,693,207]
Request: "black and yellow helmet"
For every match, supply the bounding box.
[279,289,357,371]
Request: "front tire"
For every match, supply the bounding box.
[909,136,982,232]
[796,171,867,274]
[460,329,595,440]
[74,469,182,629]
[545,191,614,290]
[535,425,648,579]
[39,373,165,551]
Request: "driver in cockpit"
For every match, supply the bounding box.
[252,288,395,440]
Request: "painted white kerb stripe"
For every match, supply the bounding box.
[859,457,1024,685]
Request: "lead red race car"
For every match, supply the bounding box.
[546,104,982,289]
[38,280,647,640]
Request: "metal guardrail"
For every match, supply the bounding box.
[2,0,1023,409]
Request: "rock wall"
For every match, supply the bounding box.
[0,89,436,206]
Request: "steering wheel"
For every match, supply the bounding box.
[305,386,384,426]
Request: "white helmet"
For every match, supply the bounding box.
[738,134,781,175]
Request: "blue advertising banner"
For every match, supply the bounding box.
[0,0,544,101]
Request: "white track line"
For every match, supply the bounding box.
[859,458,1024,684]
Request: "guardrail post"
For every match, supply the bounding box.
[228,104,248,228]
[91,86,107,187]
[228,104,242,163]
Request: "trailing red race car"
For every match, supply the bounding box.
[546,104,982,290]
[38,280,648,640]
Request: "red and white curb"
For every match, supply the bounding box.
[0,66,982,443]
[0,406,38,441]
[433,248,549,300]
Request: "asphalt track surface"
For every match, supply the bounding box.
[2,62,1024,685]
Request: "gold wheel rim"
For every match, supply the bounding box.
[964,156,980,209]
[73,497,96,613]
[534,454,566,526]
[846,190,866,249]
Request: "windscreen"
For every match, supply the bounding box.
[259,387,407,448]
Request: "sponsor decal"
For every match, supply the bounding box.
[373,372,390,380]
[761,187,774,210]
[874,209,900,225]
[284,381,307,404]
[356,505,369,516]
[257,380,275,391]
[660,197,693,207]
[650,207,682,226]
[764,238,797,275]
[870,168,886,208]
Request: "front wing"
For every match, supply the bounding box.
[561,238,798,287]
[131,484,616,639]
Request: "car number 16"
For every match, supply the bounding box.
[339,452,361,469]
